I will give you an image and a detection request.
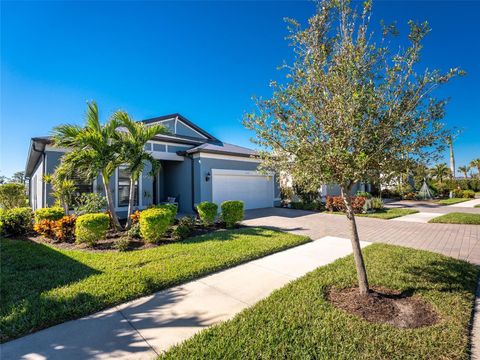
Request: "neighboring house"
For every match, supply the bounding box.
[25,113,281,217]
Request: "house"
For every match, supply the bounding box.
[25,114,281,217]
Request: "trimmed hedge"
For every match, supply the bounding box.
[221,201,244,228]
[34,207,64,223]
[156,204,178,225]
[140,207,171,243]
[0,207,33,236]
[197,201,218,226]
[75,213,109,245]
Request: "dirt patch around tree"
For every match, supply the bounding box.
[327,286,439,328]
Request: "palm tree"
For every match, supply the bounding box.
[458,165,470,179]
[52,101,123,230]
[430,163,451,183]
[470,159,480,178]
[114,111,168,228]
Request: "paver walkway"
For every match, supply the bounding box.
[391,211,441,223]
[243,207,480,264]
[0,236,369,360]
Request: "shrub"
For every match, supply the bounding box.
[34,207,64,223]
[75,213,109,245]
[173,216,195,240]
[370,197,384,210]
[0,207,33,236]
[356,191,372,199]
[127,222,141,239]
[156,204,177,224]
[402,192,417,200]
[221,201,244,228]
[130,210,141,225]
[34,215,77,242]
[34,219,56,239]
[325,196,365,213]
[73,193,107,215]
[380,188,401,199]
[114,236,130,252]
[463,190,475,198]
[290,201,323,211]
[140,207,171,243]
[197,201,218,226]
[53,215,76,242]
[0,183,27,210]
[452,188,464,198]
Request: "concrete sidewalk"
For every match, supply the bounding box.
[1,236,369,360]
[450,198,480,208]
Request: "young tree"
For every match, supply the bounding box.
[470,159,480,178]
[430,163,451,183]
[458,165,470,179]
[244,0,462,295]
[52,101,123,229]
[43,173,76,213]
[113,112,168,229]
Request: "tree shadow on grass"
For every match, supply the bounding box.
[402,257,479,295]
[0,238,101,342]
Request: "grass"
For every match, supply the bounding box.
[161,244,479,360]
[0,227,308,342]
[437,198,470,205]
[475,204,480,208]
[327,208,418,219]
[429,212,480,225]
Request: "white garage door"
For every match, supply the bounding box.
[212,169,274,210]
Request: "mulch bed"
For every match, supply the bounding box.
[29,222,231,252]
[327,286,439,328]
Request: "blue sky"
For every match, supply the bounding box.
[1,1,479,178]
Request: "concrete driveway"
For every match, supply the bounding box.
[244,207,480,265]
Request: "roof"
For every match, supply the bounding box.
[25,114,255,176]
[182,142,258,158]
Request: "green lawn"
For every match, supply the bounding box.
[327,208,418,219]
[0,227,308,342]
[429,212,480,225]
[475,204,480,208]
[161,244,479,360]
[437,198,470,205]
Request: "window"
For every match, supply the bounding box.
[117,166,139,207]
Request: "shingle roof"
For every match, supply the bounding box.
[183,142,258,157]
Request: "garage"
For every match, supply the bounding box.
[211,169,274,210]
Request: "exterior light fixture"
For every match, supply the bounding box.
[205,172,211,182]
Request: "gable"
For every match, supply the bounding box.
[141,113,217,141]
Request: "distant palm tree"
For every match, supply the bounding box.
[52,101,123,230]
[470,159,480,178]
[114,112,168,228]
[458,165,470,179]
[430,163,451,183]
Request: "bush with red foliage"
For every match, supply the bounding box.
[130,210,141,225]
[34,215,76,242]
[325,196,366,213]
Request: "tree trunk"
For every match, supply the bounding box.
[125,177,136,229]
[341,185,370,295]
[102,172,122,230]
